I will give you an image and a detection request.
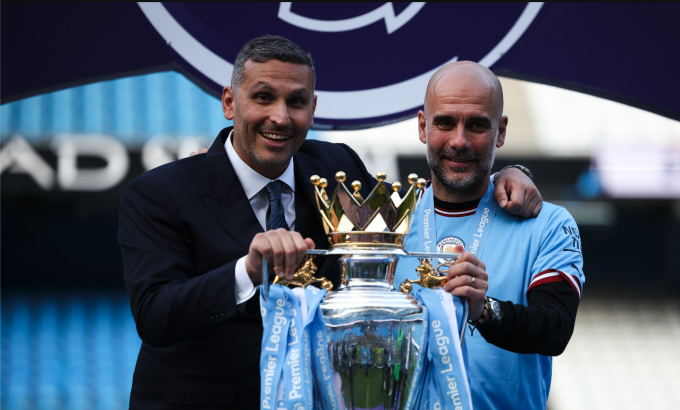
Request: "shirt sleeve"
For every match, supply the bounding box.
[528,206,585,298]
[234,256,257,305]
[477,281,579,356]
[477,206,585,355]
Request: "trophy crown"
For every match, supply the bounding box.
[310,171,424,248]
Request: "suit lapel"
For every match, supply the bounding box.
[200,128,263,252]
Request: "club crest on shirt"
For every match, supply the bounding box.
[437,236,465,265]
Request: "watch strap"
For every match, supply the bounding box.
[469,297,503,328]
[497,164,533,181]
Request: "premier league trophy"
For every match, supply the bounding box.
[262,172,460,410]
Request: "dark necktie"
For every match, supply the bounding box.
[265,180,290,231]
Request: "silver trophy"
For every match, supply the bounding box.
[263,172,460,409]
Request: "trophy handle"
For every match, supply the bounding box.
[263,251,326,301]
[262,250,462,299]
[400,256,461,294]
[271,255,333,291]
[261,253,333,302]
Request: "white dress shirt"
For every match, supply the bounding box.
[224,131,296,304]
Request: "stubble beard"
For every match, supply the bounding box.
[426,134,496,198]
[234,110,301,171]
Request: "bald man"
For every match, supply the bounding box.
[394,61,584,410]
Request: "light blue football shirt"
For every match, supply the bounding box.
[395,187,585,410]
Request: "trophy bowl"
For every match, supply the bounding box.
[319,249,423,410]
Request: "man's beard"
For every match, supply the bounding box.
[235,112,300,170]
[426,142,496,196]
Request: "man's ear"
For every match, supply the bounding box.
[309,94,317,128]
[496,115,508,148]
[418,110,427,144]
[222,86,236,120]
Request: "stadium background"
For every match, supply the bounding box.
[3,70,679,410]
[2,4,680,410]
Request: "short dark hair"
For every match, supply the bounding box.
[231,35,316,94]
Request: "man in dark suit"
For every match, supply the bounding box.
[118,35,542,409]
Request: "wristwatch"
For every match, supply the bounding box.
[481,297,503,327]
[494,164,533,182]
[468,297,503,327]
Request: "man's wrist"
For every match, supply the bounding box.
[468,297,503,327]
[476,307,490,325]
[244,255,262,286]
[235,256,257,304]
[495,164,533,182]
[468,302,488,326]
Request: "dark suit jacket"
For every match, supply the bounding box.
[118,127,375,409]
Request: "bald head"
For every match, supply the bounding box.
[417,61,508,202]
[424,61,503,119]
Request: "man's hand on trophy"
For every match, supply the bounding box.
[442,245,489,322]
[245,229,315,285]
[494,167,543,218]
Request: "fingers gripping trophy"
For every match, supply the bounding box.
[260,171,464,410]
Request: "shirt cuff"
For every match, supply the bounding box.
[235,256,256,305]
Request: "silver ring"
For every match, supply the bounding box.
[471,277,475,286]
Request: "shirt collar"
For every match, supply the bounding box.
[224,130,296,200]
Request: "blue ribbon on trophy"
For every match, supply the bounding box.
[281,290,308,409]
[308,289,339,410]
[260,285,296,410]
[260,284,339,410]
[412,288,472,410]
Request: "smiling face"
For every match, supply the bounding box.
[222,59,317,179]
[418,62,507,202]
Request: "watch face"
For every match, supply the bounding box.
[489,299,503,320]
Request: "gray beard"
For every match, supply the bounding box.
[426,139,496,197]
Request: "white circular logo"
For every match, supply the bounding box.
[138,2,544,126]
[277,2,426,34]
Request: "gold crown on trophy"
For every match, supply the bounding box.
[310,171,427,248]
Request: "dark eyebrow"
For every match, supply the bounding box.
[432,114,455,124]
[251,82,309,99]
[288,88,310,98]
[467,116,492,128]
[251,82,275,92]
